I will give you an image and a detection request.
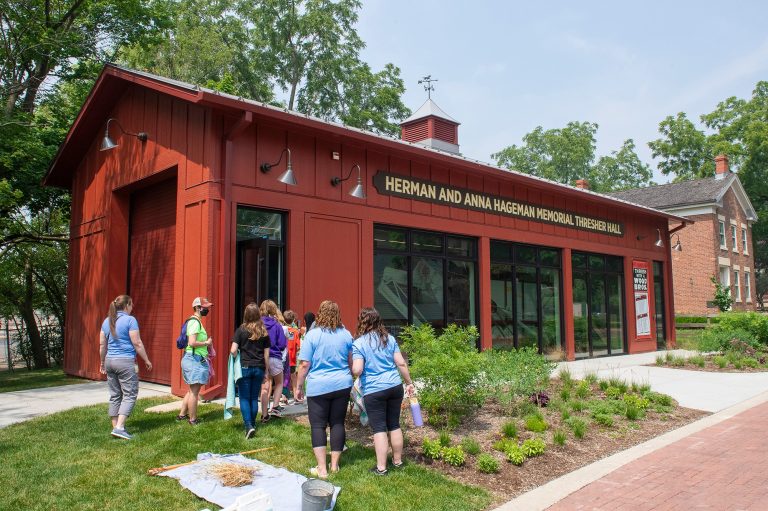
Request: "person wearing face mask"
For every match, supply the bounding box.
[178,296,213,425]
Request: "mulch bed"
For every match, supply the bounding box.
[294,381,708,508]
[651,359,768,373]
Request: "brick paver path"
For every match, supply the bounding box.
[548,400,768,510]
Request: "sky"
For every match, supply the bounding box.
[356,1,768,183]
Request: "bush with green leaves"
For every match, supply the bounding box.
[524,414,547,432]
[593,413,614,427]
[575,380,591,399]
[570,400,586,412]
[520,437,546,457]
[743,357,759,368]
[598,380,609,391]
[441,446,466,467]
[422,438,443,460]
[566,417,587,439]
[502,421,518,438]
[553,430,567,446]
[605,386,622,399]
[493,438,516,453]
[645,391,672,407]
[655,355,665,366]
[400,324,487,427]
[438,431,452,447]
[688,355,706,367]
[623,393,649,410]
[699,327,759,354]
[559,388,571,401]
[625,404,642,420]
[476,453,500,473]
[717,312,768,345]
[483,347,556,399]
[505,444,526,465]
[714,356,728,368]
[460,437,481,455]
[559,367,574,388]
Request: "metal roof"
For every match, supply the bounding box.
[401,98,458,124]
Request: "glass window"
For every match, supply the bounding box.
[731,225,737,251]
[374,226,406,251]
[734,271,741,301]
[742,229,748,254]
[746,272,752,302]
[572,253,587,269]
[573,273,589,359]
[237,208,283,241]
[589,255,605,271]
[374,226,477,337]
[653,261,666,350]
[491,241,563,356]
[719,221,726,247]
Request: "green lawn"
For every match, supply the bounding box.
[0,398,490,511]
[674,328,702,351]
[0,367,89,393]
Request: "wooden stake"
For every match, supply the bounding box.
[147,447,275,476]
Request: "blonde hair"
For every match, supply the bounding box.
[242,302,267,340]
[259,299,286,325]
[315,300,342,330]
[108,295,132,337]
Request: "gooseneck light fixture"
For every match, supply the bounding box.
[100,118,149,151]
[260,148,297,186]
[654,228,665,248]
[331,163,366,199]
[672,233,682,252]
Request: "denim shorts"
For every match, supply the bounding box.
[181,352,210,385]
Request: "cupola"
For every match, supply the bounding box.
[400,98,460,154]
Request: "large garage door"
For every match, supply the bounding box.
[129,179,177,384]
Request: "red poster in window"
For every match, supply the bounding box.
[632,260,651,338]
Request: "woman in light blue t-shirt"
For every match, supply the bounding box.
[295,300,353,479]
[351,307,414,476]
[98,294,153,440]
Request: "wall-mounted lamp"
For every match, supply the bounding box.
[654,228,664,248]
[672,233,682,252]
[260,148,297,186]
[331,163,366,199]
[100,118,149,151]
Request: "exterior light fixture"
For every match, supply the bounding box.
[331,163,366,199]
[654,228,664,248]
[260,148,297,186]
[672,233,682,252]
[100,118,149,151]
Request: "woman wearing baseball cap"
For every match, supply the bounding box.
[178,296,213,425]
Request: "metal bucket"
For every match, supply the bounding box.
[301,478,334,511]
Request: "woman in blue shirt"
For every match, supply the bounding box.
[352,307,414,475]
[295,300,353,479]
[98,295,153,440]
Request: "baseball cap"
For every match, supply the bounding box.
[192,297,213,308]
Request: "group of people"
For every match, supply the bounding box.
[99,295,414,476]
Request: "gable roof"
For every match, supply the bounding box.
[401,98,458,124]
[608,174,757,221]
[44,64,691,225]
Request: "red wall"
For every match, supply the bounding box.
[62,77,677,398]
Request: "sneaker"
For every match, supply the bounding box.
[392,460,405,469]
[188,418,202,426]
[269,407,283,418]
[245,427,256,439]
[111,428,133,440]
[370,466,388,476]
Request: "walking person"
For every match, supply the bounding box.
[295,300,354,479]
[230,303,270,438]
[260,300,287,418]
[178,297,213,425]
[99,294,153,440]
[351,307,415,475]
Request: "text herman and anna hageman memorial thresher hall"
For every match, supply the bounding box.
[44,65,688,398]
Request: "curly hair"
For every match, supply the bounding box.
[356,307,388,348]
[259,299,286,325]
[242,302,267,340]
[314,300,342,330]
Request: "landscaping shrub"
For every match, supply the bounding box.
[422,438,442,460]
[559,388,571,401]
[438,431,452,447]
[560,408,571,421]
[717,312,768,345]
[605,386,622,399]
[400,324,487,427]
[733,359,744,370]
[559,367,574,388]
[714,356,727,368]
[598,380,609,391]
[505,444,526,465]
[623,394,650,410]
[477,453,500,473]
[675,316,710,324]
[688,355,706,367]
[530,391,550,407]
[570,400,586,412]
[484,347,556,398]
[493,438,515,452]
[575,380,590,399]
[566,417,587,439]
[744,358,759,368]
[645,392,672,407]
[442,446,466,467]
[501,421,518,438]
[699,327,759,354]
[460,437,481,455]
[625,404,642,420]
[553,430,567,446]
[655,355,665,366]
[607,377,628,393]
[593,413,613,427]
[631,381,651,393]
[524,414,548,432]
[520,438,546,457]
[584,372,598,384]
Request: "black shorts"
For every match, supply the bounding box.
[363,385,404,434]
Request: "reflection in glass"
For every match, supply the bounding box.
[607,274,624,354]
[573,273,589,359]
[589,255,604,272]
[491,263,515,350]
[540,249,560,267]
[411,257,444,328]
[516,246,537,265]
[541,268,561,356]
[447,260,475,326]
[413,231,443,254]
[374,254,409,328]
[490,241,511,262]
[516,265,538,349]
[374,227,406,251]
[590,274,608,356]
[653,261,666,350]
[267,245,283,306]
[237,209,283,241]
[447,236,475,258]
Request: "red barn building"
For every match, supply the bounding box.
[44,65,688,398]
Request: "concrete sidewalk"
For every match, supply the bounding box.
[0,381,170,428]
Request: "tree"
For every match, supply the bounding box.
[648,113,713,181]
[492,122,653,193]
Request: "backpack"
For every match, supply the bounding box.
[175,316,201,350]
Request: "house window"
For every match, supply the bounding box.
[734,271,741,302]
[731,225,737,252]
[719,221,726,248]
[742,228,748,254]
[746,272,752,302]
[719,266,730,294]
[374,226,477,340]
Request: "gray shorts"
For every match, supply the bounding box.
[105,357,139,417]
[268,357,284,377]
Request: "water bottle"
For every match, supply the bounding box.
[410,397,423,427]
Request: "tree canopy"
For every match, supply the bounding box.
[492,122,653,193]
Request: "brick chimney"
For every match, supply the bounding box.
[715,154,730,180]
[400,99,460,154]
[575,179,589,190]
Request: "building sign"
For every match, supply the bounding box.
[633,260,651,338]
[372,171,624,237]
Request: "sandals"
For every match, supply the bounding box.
[188,418,202,426]
[260,415,270,424]
[175,414,188,421]
[392,460,404,469]
[370,466,388,476]
[309,466,328,479]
